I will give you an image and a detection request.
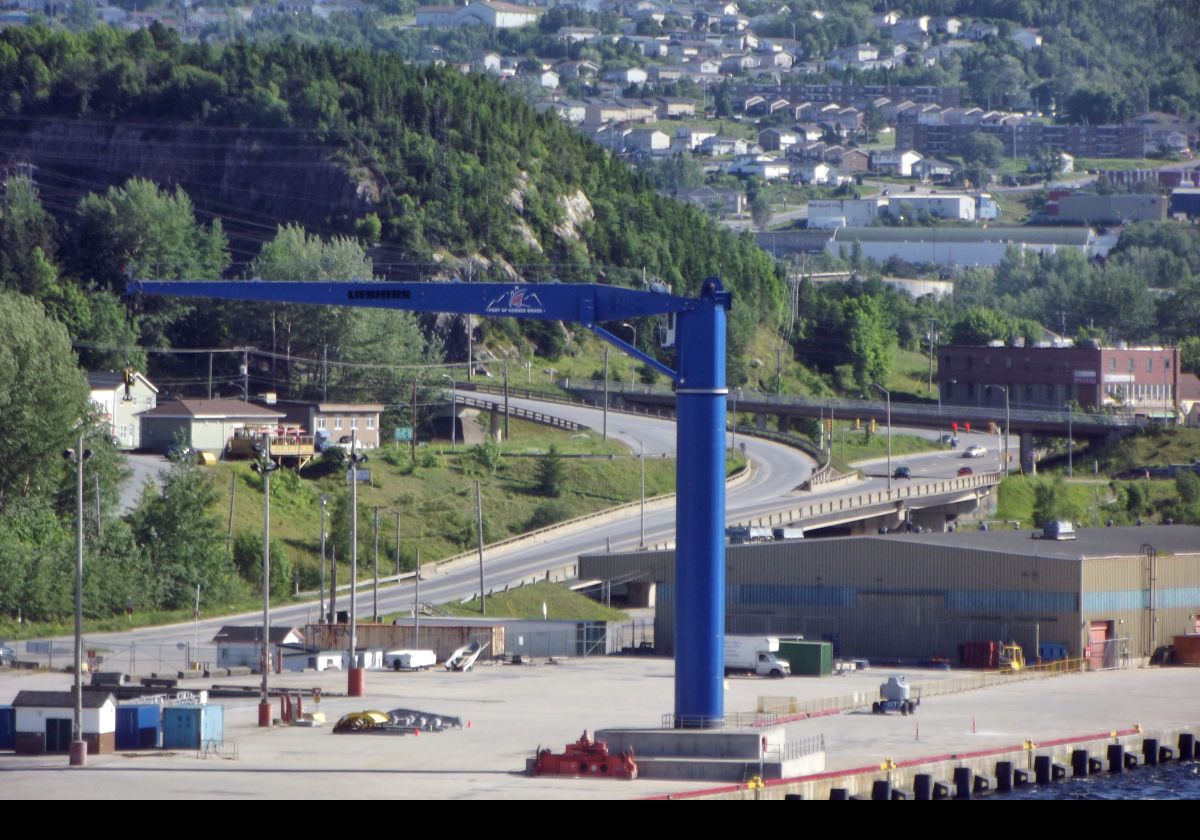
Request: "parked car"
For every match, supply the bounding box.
[164,443,196,462]
[963,445,987,459]
[893,465,912,479]
[957,466,974,476]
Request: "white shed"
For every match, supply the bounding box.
[12,691,117,754]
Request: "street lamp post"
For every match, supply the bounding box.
[1066,402,1074,477]
[441,375,456,452]
[64,436,92,767]
[319,494,330,622]
[870,384,892,490]
[988,384,1010,474]
[346,429,369,697]
[250,434,279,727]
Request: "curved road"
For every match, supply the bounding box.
[66,394,819,663]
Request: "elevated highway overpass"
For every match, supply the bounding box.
[563,382,1136,473]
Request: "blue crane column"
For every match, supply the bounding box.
[673,280,728,727]
[132,278,731,727]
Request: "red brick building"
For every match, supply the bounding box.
[939,343,1180,420]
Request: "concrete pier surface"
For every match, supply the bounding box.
[2,658,1198,799]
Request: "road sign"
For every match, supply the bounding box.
[394,426,413,441]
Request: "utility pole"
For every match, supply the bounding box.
[65,435,91,767]
[371,506,381,623]
[413,547,421,648]
[475,480,486,615]
[394,511,401,577]
[503,353,510,440]
[94,475,101,538]
[466,314,473,383]
[602,347,609,441]
[242,348,250,403]
[250,434,279,728]
[410,378,418,462]
[225,473,236,567]
[319,495,329,623]
[926,318,939,395]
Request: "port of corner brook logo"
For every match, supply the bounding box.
[486,287,545,315]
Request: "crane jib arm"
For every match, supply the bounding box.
[130,280,698,324]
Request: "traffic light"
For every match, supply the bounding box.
[825,418,833,433]
[988,421,997,434]
[855,417,862,430]
[951,421,958,433]
[964,422,971,432]
[870,419,877,433]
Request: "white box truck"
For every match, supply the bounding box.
[724,636,791,678]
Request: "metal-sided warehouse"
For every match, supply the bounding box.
[580,525,1200,666]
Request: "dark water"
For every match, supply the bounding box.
[994,761,1200,800]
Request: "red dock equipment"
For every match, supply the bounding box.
[532,732,638,779]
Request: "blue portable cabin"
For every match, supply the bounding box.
[162,704,223,749]
[116,704,162,749]
[0,705,14,750]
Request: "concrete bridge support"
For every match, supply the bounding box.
[1020,431,1035,475]
[778,415,790,434]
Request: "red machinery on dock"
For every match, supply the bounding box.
[531,732,638,779]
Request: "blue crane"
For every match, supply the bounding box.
[134,277,731,728]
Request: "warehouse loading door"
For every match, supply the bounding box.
[1088,620,1114,670]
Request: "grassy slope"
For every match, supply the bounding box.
[398,581,628,622]
[215,414,681,583]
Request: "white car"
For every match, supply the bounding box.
[963,445,987,459]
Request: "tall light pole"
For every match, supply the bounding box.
[926,318,939,395]
[250,434,279,727]
[346,430,369,696]
[441,374,456,451]
[870,383,892,490]
[319,494,330,623]
[938,378,957,413]
[988,384,1010,474]
[1066,401,1074,477]
[64,436,92,767]
[602,346,609,441]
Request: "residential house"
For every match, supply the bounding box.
[88,370,158,450]
[673,127,716,150]
[722,54,761,73]
[699,135,750,156]
[655,97,696,118]
[1010,27,1042,49]
[758,128,798,151]
[556,59,599,79]
[557,25,600,42]
[965,21,998,40]
[792,160,833,185]
[933,16,961,35]
[871,149,923,176]
[748,96,789,116]
[833,148,870,172]
[138,398,286,456]
[728,154,790,180]
[604,66,649,85]
[549,99,587,124]
[271,400,386,449]
[912,157,956,182]
[671,185,747,215]
[627,128,672,152]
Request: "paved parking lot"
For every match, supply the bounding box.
[3,658,1198,799]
